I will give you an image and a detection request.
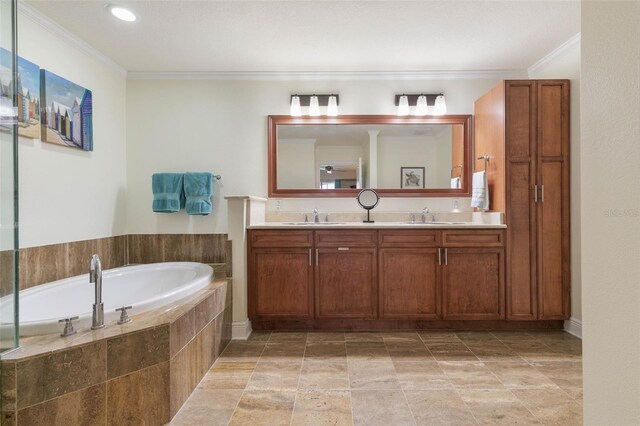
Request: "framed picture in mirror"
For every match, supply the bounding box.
[401,167,425,188]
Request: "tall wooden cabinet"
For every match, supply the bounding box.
[474,79,570,321]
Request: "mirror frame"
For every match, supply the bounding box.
[268,114,472,197]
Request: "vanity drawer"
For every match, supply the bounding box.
[378,229,441,247]
[315,230,377,247]
[250,230,313,248]
[442,230,505,247]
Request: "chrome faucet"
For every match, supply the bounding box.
[313,208,320,223]
[89,254,105,330]
[421,207,431,223]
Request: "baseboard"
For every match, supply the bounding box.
[564,317,582,339]
[232,319,253,340]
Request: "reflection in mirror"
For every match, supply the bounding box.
[269,115,471,197]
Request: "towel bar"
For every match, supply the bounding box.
[213,174,222,180]
[477,155,490,172]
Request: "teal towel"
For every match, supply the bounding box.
[184,172,213,215]
[152,173,185,213]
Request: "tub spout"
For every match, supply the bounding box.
[89,254,104,330]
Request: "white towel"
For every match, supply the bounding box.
[470,171,489,210]
[450,177,461,189]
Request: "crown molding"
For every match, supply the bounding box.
[18,2,127,77]
[127,69,528,81]
[528,33,581,76]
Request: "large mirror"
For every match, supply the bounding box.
[268,115,471,197]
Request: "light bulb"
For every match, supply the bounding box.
[290,95,301,117]
[327,95,339,116]
[434,95,447,115]
[414,95,428,116]
[397,95,409,116]
[309,95,320,116]
[108,5,137,22]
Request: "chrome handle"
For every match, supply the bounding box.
[315,248,319,266]
[308,248,312,266]
[338,247,349,251]
[58,316,79,337]
[116,305,133,324]
[444,248,448,265]
[438,248,441,265]
[541,184,544,203]
[534,184,538,203]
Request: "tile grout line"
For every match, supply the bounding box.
[288,333,308,426]
[225,335,269,425]
[384,333,420,426]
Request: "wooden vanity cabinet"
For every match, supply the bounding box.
[248,230,314,320]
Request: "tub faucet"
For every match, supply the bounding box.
[90,254,105,330]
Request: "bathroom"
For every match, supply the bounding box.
[0,1,638,425]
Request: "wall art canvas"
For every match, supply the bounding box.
[401,166,425,188]
[40,69,93,151]
[0,49,41,138]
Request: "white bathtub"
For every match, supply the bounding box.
[2,262,213,337]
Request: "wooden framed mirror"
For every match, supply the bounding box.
[268,114,472,197]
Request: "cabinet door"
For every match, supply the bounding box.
[379,248,441,319]
[249,247,313,319]
[316,247,377,319]
[443,248,505,320]
[537,80,570,319]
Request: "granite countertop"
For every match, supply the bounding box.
[248,221,507,229]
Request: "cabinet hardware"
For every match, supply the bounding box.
[338,247,349,251]
[308,248,312,266]
[445,248,448,265]
[438,248,442,265]
[541,184,544,202]
[534,184,538,202]
[315,248,319,266]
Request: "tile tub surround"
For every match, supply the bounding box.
[170,330,583,426]
[14,233,231,292]
[0,278,232,426]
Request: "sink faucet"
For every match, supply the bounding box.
[313,208,320,223]
[90,254,105,330]
[421,207,431,223]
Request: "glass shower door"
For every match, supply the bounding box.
[0,0,19,353]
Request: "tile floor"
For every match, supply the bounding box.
[169,331,582,425]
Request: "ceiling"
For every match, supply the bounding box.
[25,0,580,73]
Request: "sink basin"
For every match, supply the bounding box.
[398,221,468,225]
[282,222,346,225]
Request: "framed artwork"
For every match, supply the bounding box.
[0,49,41,139]
[40,69,93,151]
[401,166,425,188]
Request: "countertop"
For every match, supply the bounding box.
[248,221,507,229]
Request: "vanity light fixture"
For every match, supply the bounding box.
[290,95,302,116]
[107,4,137,22]
[309,95,321,116]
[395,93,447,116]
[397,95,410,116]
[289,94,340,116]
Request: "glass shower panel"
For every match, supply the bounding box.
[0,0,19,353]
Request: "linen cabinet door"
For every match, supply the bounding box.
[378,248,441,319]
[442,248,505,320]
[249,247,314,320]
[315,247,377,319]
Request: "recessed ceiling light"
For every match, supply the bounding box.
[107,4,137,22]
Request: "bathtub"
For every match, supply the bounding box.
[3,262,213,337]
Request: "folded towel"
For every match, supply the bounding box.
[451,177,461,189]
[470,171,490,211]
[152,173,185,213]
[184,172,213,215]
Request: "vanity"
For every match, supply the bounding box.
[246,80,570,331]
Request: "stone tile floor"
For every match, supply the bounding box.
[169,331,582,425]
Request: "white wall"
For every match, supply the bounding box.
[17,12,127,248]
[528,36,582,323]
[581,1,640,424]
[277,138,316,188]
[125,78,509,233]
